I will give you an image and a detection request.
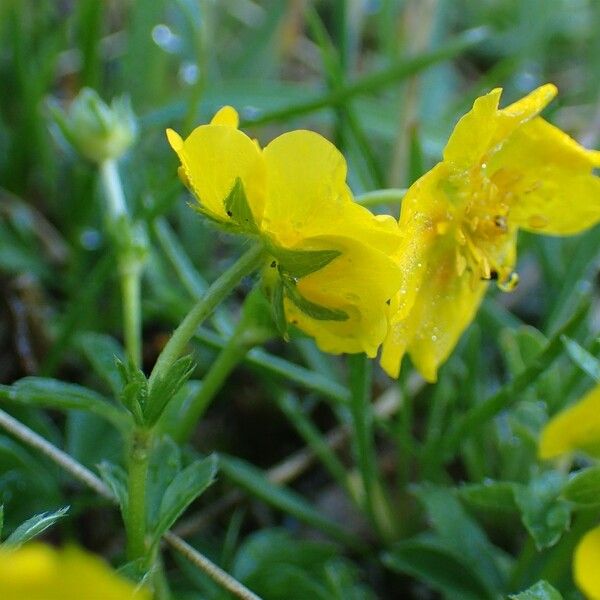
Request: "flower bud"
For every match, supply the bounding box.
[49,88,136,163]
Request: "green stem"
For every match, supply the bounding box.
[176,335,249,443]
[100,159,128,218]
[126,427,151,562]
[99,159,143,368]
[355,188,407,208]
[348,354,396,540]
[148,243,267,393]
[121,263,142,368]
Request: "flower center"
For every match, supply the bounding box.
[445,166,518,291]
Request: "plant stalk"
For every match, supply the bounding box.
[126,427,152,562]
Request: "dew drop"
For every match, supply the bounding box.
[527,214,549,229]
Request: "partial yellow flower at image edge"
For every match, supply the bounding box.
[381,83,600,382]
[0,543,150,600]
[167,107,402,357]
[539,385,600,599]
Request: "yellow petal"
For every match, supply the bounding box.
[210,105,239,128]
[539,384,600,459]
[285,235,402,357]
[491,83,557,146]
[443,88,502,168]
[574,526,600,600]
[382,245,488,381]
[261,130,351,246]
[0,543,149,600]
[493,118,600,235]
[166,124,266,224]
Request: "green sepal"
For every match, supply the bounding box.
[224,177,259,233]
[144,355,196,425]
[271,278,289,339]
[282,276,348,322]
[267,244,341,279]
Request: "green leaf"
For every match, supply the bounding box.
[4,506,70,547]
[2,377,128,428]
[224,177,258,232]
[458,481,519,513]
[219,454,364,551]
[75,332,125,396]
[0,505,4,540]
[413,485,506,592]
[513,472,571,550]
[509,580,563,599]
[146,436,182,526]
[151,455,217,545]
[98,461,128,512]
[115,358,147,424]
[283,278,348,322]
[383,536,496,600]
[144,355,195,425]
[563,466,600,507]
[269,245,341,279]
[562,336,600,382]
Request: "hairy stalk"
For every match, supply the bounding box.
[126,427,152,562]
[99,159,143,368]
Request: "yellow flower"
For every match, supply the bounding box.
[381,84,600,381]
[538,385,600,599]
[0,543,150,600]
[575,525,600,600]
[167,108,402,356]
[539,384,600,459]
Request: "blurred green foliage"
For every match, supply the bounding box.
[1,1,600,598]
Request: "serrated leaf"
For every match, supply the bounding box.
[98,461,128,512]
[4,506,70,547]
[4,377,127,428]
[562,336,600,382]
[283,278,348,322]
[514,472,571,550]
[383,536,496,600]
[224,177,258,232]
[151,455,217,545]
[144,355,196,425]
[509,580,563,599]
[563,466,600,507]
[269,245,341,279]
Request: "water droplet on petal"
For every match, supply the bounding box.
[527,214,549,229]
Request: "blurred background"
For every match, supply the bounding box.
[1,1,600,598]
